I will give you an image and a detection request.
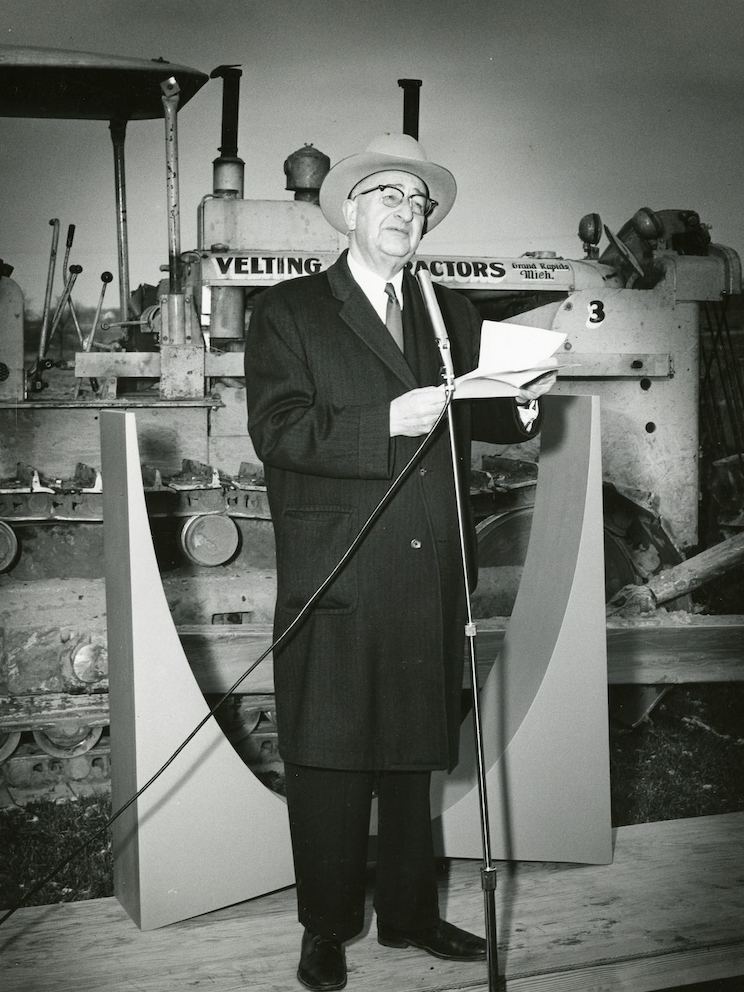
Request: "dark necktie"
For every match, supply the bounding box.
[384,282,404,352]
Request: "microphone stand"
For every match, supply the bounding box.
[416,268,504,992]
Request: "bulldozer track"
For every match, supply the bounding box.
[0,737,111,808]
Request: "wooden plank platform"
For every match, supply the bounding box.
[180,614,744,697]
[2,813,742,992]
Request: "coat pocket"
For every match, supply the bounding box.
[278,505,358,614]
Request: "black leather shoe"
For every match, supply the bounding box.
[297,929,347,991]
[377,918,487,961]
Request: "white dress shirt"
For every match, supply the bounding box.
[347,251,404,321]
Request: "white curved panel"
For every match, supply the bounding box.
[101,411,294,930]
[432,394,612,864]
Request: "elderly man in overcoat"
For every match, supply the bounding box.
[244,133,554,991]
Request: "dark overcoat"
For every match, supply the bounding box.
[244,252,539,772]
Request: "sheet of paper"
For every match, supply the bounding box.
[458,320,567,382]
[452,320,568,399]
[454,366,559,399]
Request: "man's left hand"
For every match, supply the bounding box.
[515,370,557,405]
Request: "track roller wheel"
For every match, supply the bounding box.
[0,730,22,762]
[32,724,104,758]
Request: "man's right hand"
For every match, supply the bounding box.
[389,385,448,437]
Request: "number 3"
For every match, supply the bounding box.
[588,300,605,325]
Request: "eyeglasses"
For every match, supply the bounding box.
[353,184,438,218]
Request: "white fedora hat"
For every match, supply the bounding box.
[319,132,457,234]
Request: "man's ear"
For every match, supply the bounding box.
[342,198,357,232]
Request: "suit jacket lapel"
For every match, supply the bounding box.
[327,253,419,390]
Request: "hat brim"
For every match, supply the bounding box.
[319,151,457,234]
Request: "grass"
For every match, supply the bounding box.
[0,795,112,910]
[1,683,742,912]
[610,683,744,825]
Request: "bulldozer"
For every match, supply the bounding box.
[1,49,742,804]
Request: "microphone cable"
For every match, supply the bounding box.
[0,389,454,928]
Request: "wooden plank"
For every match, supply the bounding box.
[180,624,276,693]
[3,612,742,732]
[496,943,744,992]
[475,616,744,684]
[4,612,740,732]
[605,615,744,683]
[179,614,744,694]
[1,813,742,991]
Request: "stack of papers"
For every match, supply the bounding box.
[454,320,568,399]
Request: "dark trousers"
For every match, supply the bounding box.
[284,763,440,942]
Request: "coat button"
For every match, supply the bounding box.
[410,538,422,549]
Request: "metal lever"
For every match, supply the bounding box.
[73,271,113,399]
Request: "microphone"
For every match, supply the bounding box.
[416,267,455,389]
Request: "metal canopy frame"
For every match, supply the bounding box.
[0,44,209,323]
